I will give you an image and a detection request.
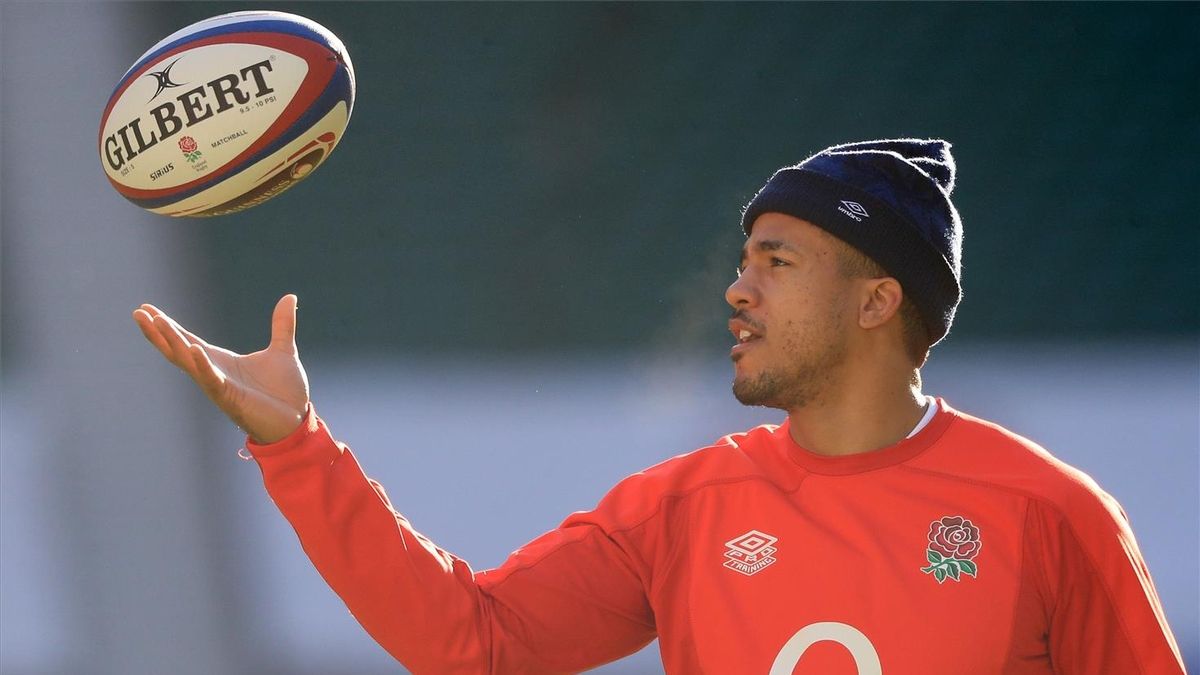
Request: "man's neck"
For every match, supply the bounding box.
[786,374,927,457]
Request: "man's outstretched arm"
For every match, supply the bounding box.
[133,297,656,673]
[249,410,656,673]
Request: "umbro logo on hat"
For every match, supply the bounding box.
[838,200,870,221]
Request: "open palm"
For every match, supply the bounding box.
[133,294,310,444]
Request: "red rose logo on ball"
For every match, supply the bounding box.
[920,515,981,584]
[178,136,202,163]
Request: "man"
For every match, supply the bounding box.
[133,139,1184,673]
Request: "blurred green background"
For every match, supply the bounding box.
[132,2,1200,355]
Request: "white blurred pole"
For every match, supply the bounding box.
[1,4,237,673]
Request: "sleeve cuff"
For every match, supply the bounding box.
[244,404,323,458]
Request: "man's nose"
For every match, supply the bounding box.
[725,270,758,308]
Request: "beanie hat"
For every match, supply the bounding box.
[740,138,963,346]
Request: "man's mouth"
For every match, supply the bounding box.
[729,318,764,358]
[736,329,759,344]
[729,317,764,343]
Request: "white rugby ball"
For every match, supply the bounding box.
[99,11,355,217]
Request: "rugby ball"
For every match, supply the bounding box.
[99,11,355,217]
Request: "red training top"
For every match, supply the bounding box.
[246,398,1184,674]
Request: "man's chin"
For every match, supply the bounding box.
[732,376,783,409]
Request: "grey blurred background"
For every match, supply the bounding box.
[1,2,1197,674]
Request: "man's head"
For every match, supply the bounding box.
[727,139,963,409]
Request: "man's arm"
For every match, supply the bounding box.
[249,407,656,674]
[1029,497,1185,674]
[134,297,656,672]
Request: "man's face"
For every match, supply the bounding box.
[726,213,858,410]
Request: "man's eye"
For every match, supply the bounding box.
[770,257,788,267]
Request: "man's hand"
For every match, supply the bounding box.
[133,294,310,444]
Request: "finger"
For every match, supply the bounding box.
[133,308,175,362]
[137,304,194,366]
[187,342,228,403]
[142,304,213,347]
[153,314,200,372]
[139,303,167,321]
[141,305,191,345]
[155,309,211,346]
[269,294,298,353]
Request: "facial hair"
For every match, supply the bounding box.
[732,306,848,411]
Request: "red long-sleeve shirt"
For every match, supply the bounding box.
[246,398,1184,674]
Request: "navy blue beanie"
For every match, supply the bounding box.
[740,138,963,346]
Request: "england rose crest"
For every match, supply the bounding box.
[178,136,202,163]
[920,515,981,583]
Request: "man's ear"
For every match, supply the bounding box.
[858,277,904,330]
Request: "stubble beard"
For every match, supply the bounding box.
[731,320,847,411]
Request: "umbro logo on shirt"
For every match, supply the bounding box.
[723,529,778,576]
[838,200,870,221]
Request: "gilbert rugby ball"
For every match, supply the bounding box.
[99,11,355,217]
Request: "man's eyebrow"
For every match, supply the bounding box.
[739,239,800,263]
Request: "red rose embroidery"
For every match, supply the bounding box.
[927,516,981,560]
[178,136,198,153]
[921,515,981,583]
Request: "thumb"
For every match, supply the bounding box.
[269,293,299,352]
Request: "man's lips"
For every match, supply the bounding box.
[729,317,764,343]
[729,317,764,357]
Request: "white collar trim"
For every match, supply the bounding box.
[906,396,939,439]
